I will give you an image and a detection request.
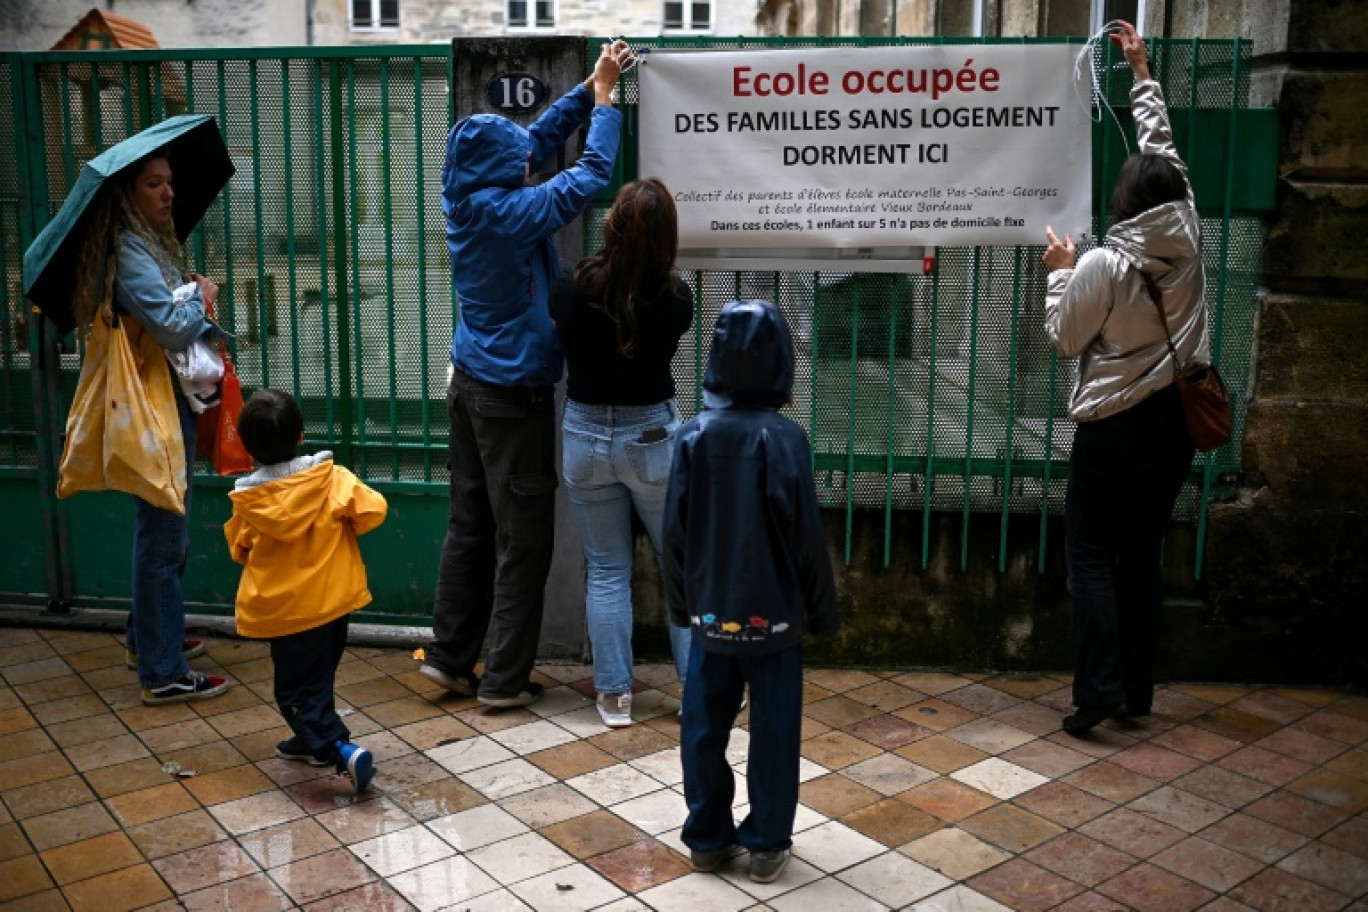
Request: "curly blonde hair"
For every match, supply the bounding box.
[70,155,183,331]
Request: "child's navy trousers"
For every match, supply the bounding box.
[269,615,351,761]
[680,643,804,854]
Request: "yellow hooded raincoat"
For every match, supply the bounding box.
[225,459,388,638]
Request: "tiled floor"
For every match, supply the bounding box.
[1,627,1366,911]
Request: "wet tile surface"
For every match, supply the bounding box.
[0,627,1362,910]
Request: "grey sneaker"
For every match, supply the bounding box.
[478,681,544,709]
[690,846,733,872]
[748,848,791,883]
[596,692,633,728]
[420,664,479,696]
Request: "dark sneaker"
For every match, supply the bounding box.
[142,670,228,706]
[1063,703,1121,736]
[690,846,734,873]
[126,639,206,670]
[478,681,544,709]
[276,738,331,766]
[419,664,479,696]
[337,742,374,794]
[748,848,791,883]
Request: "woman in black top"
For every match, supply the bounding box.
[551,177,693,728]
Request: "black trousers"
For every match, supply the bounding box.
[427,367,557,697]
[1066,385,1194,713]
[270,615,351,758]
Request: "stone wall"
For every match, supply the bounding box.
[312,0,758,44]
[1200,0,1368,686]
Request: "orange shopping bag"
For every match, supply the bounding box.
[196,347,253,476]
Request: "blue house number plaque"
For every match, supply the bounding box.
[488,73,548,112]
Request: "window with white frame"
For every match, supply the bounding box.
[351,0,400,31]
[507,0,556,30]
[1039,0,1145,36]
[663,1,712,31]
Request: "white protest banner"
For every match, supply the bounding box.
[638,44,1092,271]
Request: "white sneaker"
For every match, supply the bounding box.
[596,692,633,728]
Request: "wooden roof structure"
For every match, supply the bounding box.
[50,8,161,51]
[45,8,186,107]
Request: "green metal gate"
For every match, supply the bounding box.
[589,35,1275,575]
[1,46,457,622]
[0,37,1276,622]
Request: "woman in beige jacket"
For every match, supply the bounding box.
[1043,22,1209,735]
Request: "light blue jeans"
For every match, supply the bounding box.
[561,399,690,695]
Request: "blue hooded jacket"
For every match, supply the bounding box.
[442,84,621,387]
[663,301,840,655]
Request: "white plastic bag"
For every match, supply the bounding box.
[166,282,224,413]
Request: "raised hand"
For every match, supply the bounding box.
[1108,21,1151,81]
[588,40,632,104]
[1043,226,1077,271]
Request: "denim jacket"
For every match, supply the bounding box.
[114,232,224,352]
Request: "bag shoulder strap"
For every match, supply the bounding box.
[1139,269,1183,380]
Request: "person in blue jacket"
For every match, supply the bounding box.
[421,40,632,708]
[664,300,840,885]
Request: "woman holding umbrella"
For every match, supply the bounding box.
[29,116,236,705]
[86,153,232,704]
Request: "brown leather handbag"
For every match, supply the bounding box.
[1139,272,1233,452]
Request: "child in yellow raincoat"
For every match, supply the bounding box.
[225,388,388,793]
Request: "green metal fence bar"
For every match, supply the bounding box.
[1195,36,1245,580]
[314,59,337,450]
[333,59,355,470]
[250,59,269,388]
[215,60,236,360]
[381,57,400,482]
[921,262,941,571]
[960,249,982,571]
[282,60,302,397]
[884,272,899,568]
[999,247,1023,572]
[152,59,165,121]
[184,64,207,275]
[413,56,432,482]
[346,60,366,475]
[692,272,704,414]
[843,280,860,565]
[58,63,75,189]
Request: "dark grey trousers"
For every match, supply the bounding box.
[427,367,557,698]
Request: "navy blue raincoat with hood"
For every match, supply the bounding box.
[663,301,839,656]
[441,84,621,387]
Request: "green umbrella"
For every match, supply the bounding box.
[23,114,235,335]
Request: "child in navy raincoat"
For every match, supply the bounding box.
[664,300,840,885]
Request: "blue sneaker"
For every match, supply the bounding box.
[336,742,374,794]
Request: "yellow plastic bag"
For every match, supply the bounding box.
[57,305,187,515]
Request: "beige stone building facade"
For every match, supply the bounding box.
[311,0,760,44]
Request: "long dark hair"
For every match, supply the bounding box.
[1109,153,1187,225]
[573,177,678,359]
